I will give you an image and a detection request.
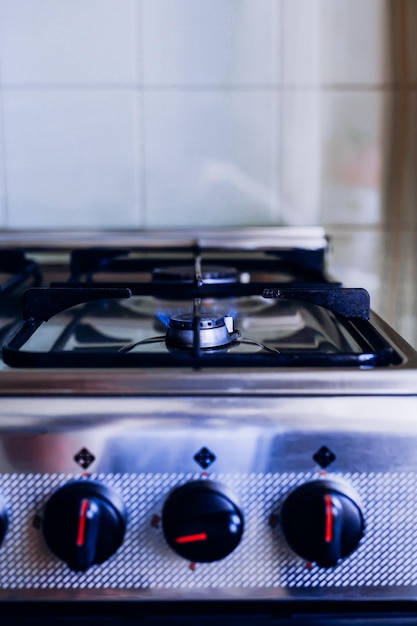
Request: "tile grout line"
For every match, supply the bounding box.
[0,61,9,228]
[134,0,147,228]
[317,0,324,228]
[276,0,284,225]
[2,83,415,92]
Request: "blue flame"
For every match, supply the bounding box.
[157,305,237,328]
[157,311,172,328]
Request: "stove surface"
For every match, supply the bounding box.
[0,227,416,609]
[0,227,416,396]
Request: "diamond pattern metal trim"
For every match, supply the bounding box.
[0,472,416,590]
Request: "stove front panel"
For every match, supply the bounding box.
[0,395,416,601]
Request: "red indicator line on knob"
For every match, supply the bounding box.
[76,499,90,547]
[174,532,208,544]
[324,494,333,543]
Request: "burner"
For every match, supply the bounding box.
[165,313,240,349]
[152,265,239,284]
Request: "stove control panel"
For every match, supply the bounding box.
[0,468,400,599]
[0,394,416,602]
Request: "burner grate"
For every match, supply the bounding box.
[2,285,399,369]
[67,246,330,286]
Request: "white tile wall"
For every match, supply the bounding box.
[0,94,6,225]
[321,91,391,225]
[144,90,279,226]
[281,90,321,226]
[2,90,141,228]
[142,0,280,86]
[282,0,320,86]
[0,0,138,85]
[320,0,392,85]
[280,0,322,227]
[0,0,412,233]
[140,0,282,227]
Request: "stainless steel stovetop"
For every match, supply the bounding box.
[0,227,416,617]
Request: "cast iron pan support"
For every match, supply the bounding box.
[262,287,371,321]
[20,286,370,323]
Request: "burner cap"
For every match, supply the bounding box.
[165,313,239,349]
[152,265,238,284]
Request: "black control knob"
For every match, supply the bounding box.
[42,479,126,572]
[162,480,244,562]
[280,479,364,568]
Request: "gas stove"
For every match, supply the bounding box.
[0,227,417,619]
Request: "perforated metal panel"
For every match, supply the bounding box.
[0,470,416,597]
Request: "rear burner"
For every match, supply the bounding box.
[152,265,239,284]
[166,313,240,350]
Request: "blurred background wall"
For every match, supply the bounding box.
[0,0,416,345]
